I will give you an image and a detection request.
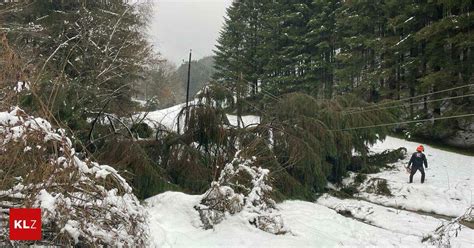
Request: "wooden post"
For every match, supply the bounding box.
[237,72,243,128]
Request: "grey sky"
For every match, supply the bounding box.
[149,0,232,66]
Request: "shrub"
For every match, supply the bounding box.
[195,152,288,235]
[0,108,149,246]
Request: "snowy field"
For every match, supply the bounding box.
[146,136,474,247]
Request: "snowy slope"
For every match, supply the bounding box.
[140,103,260,131]
[141,103,187,130]
[146,136,474,247]
[358,136,474,217]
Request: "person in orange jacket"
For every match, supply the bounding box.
[408,145,428,183]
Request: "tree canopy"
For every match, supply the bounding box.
[214,0,473,142]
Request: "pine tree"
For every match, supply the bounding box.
[214,0,269,96]
[213,0,473,147]
[333,0,386,100]
[304,0,340,98]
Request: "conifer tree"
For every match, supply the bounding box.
[213,0,473,146]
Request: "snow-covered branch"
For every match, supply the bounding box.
[0,108,149,246]
[423,206,473,247]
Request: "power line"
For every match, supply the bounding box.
[215,67,473,115]
[332,113,474,132]
[346,84,474,113]
[215,79,474,134]
[191,50,473,111]
[193,50,474,116]
[201,75,474,140]
[344,93,474,115]
[189,50,474,132]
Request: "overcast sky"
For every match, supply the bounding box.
[149,0,232,66]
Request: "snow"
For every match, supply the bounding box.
[61,220,81,244]
[147,192,422,247]
[395,34,412,46]
[226,115,260,127]
[23,146,32,152]
[0,108,149,246]
[140,103,188,130]
[0,110,20,126]
[359,136,474,217]
[195,153,285,234]
[405,17,414,23]
[146,136,474,247]
[139,102,260,131]
[147,192,438,247]
[132,97,148,107]
[317,195,474,247]
[14,81,30,92]
[36,189,57,213]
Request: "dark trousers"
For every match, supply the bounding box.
[409,165,425,183]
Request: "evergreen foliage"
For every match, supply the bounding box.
[195,152,286,234]
[214,0,474,145]
[96,140,180,199]
[151,86,396,200]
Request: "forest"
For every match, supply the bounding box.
[214,0,473,148]
[0,0,472,246]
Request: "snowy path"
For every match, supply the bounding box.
[146,136,474,247]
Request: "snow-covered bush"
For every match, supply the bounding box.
[195,182,244,229]
[0,108,149,246]
[195,152,288,234]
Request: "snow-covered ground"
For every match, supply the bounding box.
[356,136,474,217]
[139,103,260,131]
[147,192,423,248]
[317,195,474,247]
[145,136,474,247]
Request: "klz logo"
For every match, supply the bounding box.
[9,208,42,241]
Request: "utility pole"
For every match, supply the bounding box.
[185,49,192,127]
[237,72,243,128]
